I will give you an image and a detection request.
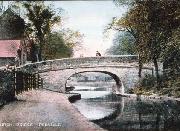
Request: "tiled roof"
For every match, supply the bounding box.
[0,40,21,57]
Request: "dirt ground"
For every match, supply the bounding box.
[0,89,104,131]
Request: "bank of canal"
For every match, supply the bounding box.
[70,85,180,131]
[0,89,103,131]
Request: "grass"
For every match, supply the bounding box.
[129,73,180,98]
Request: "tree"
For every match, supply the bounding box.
[111,0,180,89]
[43,32,73,59]
[162,28,180,81]
[129,0,180,88]
[105,13,145,77]
[0,1,5,15]
[106,32,136,55]
[61,28,84,53]
[22,1,62,61]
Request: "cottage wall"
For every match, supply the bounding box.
[0,57,15,67]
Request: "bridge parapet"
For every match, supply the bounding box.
[17,55,138,73]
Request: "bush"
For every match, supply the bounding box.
[138,74,156,90]
[131,73,180,97]
[130,73,156,95]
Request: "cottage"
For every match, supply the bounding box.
[0,40,20,66]
[0,8,26,67]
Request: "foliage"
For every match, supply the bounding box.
[106,32,136,55]
[43,32,73,60]
[43,28,84,60]
[133,75,180,97]
[160,77,180,97]
[0,70,16,103]
[139,74,156,90]
[111,0,180,93]
[162,28,180,80]
[131,87,153,96]
[7,1,84,60]
[130,74,156,95]
[113,0,134,7]
[61,28,84,52]
[22,1,62,60]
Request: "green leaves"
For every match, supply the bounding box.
[21,1,62,60]
[43,32,73,60]
[106,32,136,55]
[111,0,180,91]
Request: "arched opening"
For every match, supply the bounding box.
[65,71,124,121]
[65,71,122,94]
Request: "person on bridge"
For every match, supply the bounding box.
[96,51,101,56]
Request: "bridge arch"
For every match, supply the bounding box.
[17,55,153,95]
[65,70,122,94]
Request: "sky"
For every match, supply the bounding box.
[51,1,127,57]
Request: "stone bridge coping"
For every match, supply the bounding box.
[28,55,138,64]
[17,55,139,73]
[23,55,139,66]
[5,55,153,74]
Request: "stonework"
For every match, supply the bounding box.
[17,56,153,95]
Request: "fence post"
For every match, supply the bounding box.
[11,70,42,95]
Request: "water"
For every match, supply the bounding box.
[70,85,180,131]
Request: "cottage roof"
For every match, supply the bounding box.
[0,8,25,40]
[0,40,20,57]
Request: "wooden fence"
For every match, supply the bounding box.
[0,70,43,105]
[14,71,43,95]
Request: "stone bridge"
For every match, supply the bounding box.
[17,55,153,95]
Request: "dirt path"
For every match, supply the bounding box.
[0,89,104,131]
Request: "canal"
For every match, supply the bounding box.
[69,80,180,131]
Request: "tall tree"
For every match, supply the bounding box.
[130,0,179,88]
[22,1,62,61]
[111,0,180,89]
[106,13,145,77]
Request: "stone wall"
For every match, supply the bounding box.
[0,69,15,106]
[0,57,15,67]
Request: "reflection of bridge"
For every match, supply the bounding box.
[17,55,153,95]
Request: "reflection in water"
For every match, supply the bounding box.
[70,85,180,131]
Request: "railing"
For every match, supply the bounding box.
[0,69,43,105]
[14,71,43,95]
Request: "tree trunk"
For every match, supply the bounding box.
[155,113,160,131]
[38,36,44,61]
[38,48,42,61]
[153,58,161,90]
[138,58,143,78]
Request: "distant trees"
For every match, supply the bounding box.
[44,32,72,59]
[109,0,180,92]
[42,29,83,60]
[60,28,84,53]
[106,32,136,55]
